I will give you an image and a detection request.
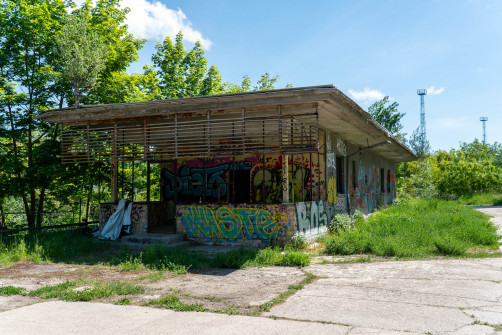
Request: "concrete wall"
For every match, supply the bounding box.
[345,142,397,214]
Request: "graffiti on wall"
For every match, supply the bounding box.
[162,158,254,201]
[353,159,378,212]
[295,200,328,234]
[177,204,291,243]
[327,177,337,204]
[349,158,396,213]
[162,154,324,204]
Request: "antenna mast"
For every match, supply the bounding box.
[417,89,427,140]
[480,116,488,143]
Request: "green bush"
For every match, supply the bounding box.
[398,140,502,199]
[328,211,365,234]
[244,247,310,267]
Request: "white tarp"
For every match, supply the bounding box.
[98,199,133,240]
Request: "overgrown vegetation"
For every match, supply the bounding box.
[0,230,310,270]
[321,197,499,258]
[398,140,502,200]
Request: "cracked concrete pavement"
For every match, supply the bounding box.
[1,207,502,334]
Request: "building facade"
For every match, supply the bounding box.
[39,85,416,245]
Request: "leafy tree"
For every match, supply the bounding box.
[152,32,223,98]
[368,96,406,139]
[409,126,431,158]
[397,139,502,198]
[0,0,144,229]
[92,66,161,104]
[223,73,289,93]
[56,14,107,107]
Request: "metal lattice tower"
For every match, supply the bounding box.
[480,116,488,143]
[417,89,427,140]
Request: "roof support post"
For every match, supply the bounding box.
[110,123,119,203]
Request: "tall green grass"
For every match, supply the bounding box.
[1,230,309,270]
[322,197,499,257]
[456,192,502,206]
[0,229,113,265]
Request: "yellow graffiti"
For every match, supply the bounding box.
[328,177,337,204]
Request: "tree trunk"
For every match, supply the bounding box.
[36,188,46,229]
[0,203,5,230]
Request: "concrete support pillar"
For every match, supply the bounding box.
[282,155,289,203]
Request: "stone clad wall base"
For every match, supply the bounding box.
[99,202,167,234]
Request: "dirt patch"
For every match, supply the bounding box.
[0,262,307,315]
[0,262,151,290]
[137,266,306,313]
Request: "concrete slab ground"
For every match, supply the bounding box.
[0,301,350,335]
[265,258,502,334]
[1,206,502,334]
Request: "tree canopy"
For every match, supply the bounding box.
[56,14,107,107]
[368,96,406,141]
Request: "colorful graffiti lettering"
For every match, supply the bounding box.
[327,177,337,204]
[350,158,379,213]
[295,200,328,235]
[178,205,290,243]
[162,161,252,200]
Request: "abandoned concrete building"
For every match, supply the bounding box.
[38,85,417,245]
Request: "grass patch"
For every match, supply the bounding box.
[211,248,258,268]
[29,280,145,302]
[457,192,502,206]
[143,292,207,312]
[0,285,26,296]
[322,197,499,258]
[1,230,310,272]
[0,229,117,266]
[114,297,132,305]
[259,270,317,313]
[244,247,311,267]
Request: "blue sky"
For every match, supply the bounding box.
[77,0,502,151]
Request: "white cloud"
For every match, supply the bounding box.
[432,117,468,130]
[427,86,444,95]
[72,0,212,49]
[348,88,385,104]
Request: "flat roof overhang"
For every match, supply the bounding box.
[38,85,417,162]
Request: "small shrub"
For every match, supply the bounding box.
[328,213,353,234]
[328,211,365,234]
[286,233,307,250]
